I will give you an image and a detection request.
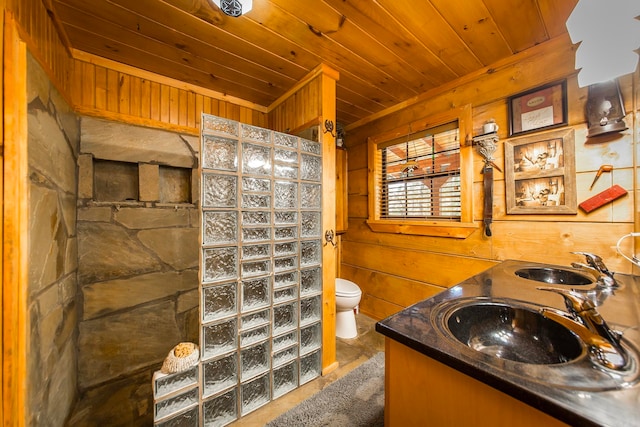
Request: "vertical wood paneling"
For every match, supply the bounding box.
[269,77,323,133]
[81,61,94,107]
[187,91,195,128]
[159,84,170,123]
[94,66,106,110]
[139,78,150,119]
[129,76,141,118]
[106,69,118,112]
[9,0,72,103]
[150,81,160,121]
[342,38,639,321]
[202,96,211,115]
[178,89,187,125]
[118,74,130,115]
[66,56,268,134]
[169,87,179,125]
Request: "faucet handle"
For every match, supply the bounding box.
[571,251,613,276]
[571,252,618,287]
[537,287,596,315]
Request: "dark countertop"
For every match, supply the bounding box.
[376,260,640,427]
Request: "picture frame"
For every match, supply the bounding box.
[508,80,568,137]
[504,128,576,214]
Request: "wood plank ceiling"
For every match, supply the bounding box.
[47,0,578,126]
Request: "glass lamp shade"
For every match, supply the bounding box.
[211,0,253,17]
[586,80,627,138]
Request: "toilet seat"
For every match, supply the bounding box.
[336,278,361,297]
[336,289,361,297]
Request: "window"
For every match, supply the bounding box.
[367,105,476,238]
[381,122,460,219]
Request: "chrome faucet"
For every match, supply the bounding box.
[538,287,628,370]
[570,251,618,288]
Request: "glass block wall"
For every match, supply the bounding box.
[151,114,324,426]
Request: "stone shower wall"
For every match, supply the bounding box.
[68,117,201,426]
[27,52,80,426]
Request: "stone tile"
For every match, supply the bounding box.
[77,222,163,284]
[178,306,200,344]
[28,108,77,192]
[27,56,79,427]
[137,228,199,270]
[60,191,78,238]
[44,340,77,427]
[191,168,200,206]
[29,184,62,293]
[81,117,196,168]
[94,160,138,201]
[65,236,78,275]
[139,163,160,202]
[78,300,181,389]
[67,369,154,427]
[176,288,199,313]
[77,206,112,222]
[180,134,199,157]
[48,82,80,154]
[37,283,60,318]
[55,300,77,351]
[189,208,200,227]
[60,274,77,304]
[26,52,49,105]
[159,166,192,203]
[82,270,198,320]
[78,154,94,199]
[39,304,63,364]
[114,207,191,229]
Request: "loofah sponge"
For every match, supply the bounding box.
[161,342,200,374]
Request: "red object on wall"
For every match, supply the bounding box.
[578,185,628,213]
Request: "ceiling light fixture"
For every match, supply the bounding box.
[211,0,253,17]
[566,0,640,87]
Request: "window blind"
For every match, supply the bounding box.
[377,121,461,220]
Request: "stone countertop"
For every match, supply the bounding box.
[376,260,640,427]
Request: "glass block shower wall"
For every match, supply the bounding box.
[196,114,323,426]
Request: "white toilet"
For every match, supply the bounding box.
[335,278,362,339]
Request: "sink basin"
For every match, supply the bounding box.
[445,303,583,364]
[515,267,592,285]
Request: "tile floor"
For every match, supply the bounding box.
[229,314,385,426]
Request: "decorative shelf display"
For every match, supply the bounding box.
[154,114,323,426]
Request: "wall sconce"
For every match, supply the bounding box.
[211,0,252,17]
[586,80,627,138]
[566,0,640,87]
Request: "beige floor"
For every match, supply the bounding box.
[229,314,385,426]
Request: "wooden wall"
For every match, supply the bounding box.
[8,0,73,104]
[71,53,268,134]
[268,71,322,134]
[7,0,269,138]
[342,34,640,321]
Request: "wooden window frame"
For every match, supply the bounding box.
[366,105,476,239]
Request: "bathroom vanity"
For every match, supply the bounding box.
[376,260,640,427]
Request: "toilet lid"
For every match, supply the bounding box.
[336,278,361,296]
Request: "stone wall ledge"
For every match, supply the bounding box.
[81,201,196,209]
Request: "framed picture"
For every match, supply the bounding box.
[508,80,568,137]
[504,128,576,214]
